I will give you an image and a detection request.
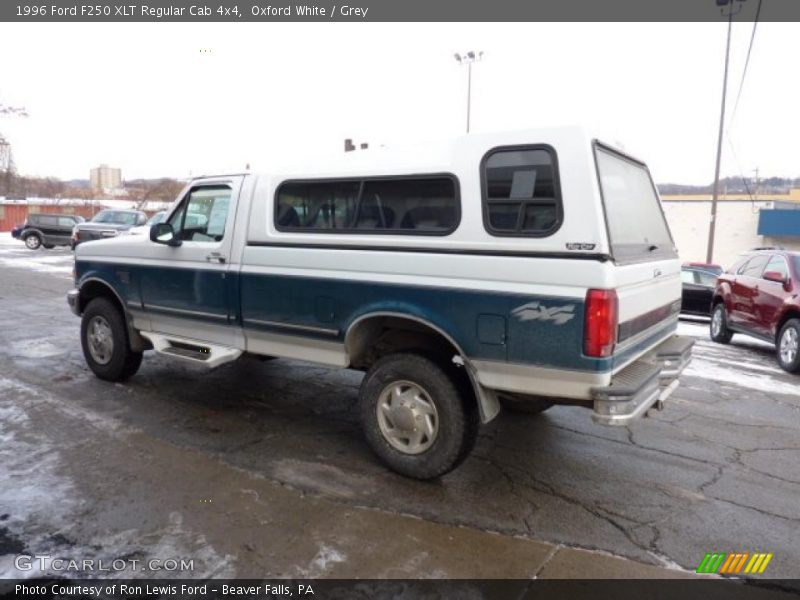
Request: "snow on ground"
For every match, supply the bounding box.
[679,317,799,397]
[0,232,73,276]
[0,375,236,579]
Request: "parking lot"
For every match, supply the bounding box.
[1,234,799,580]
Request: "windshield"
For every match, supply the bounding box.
[595,145,677,262]
[91,210,138,225]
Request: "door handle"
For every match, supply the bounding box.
[206,252,226,264]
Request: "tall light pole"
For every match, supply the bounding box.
[454,51,483,133]
[706,0,745,263]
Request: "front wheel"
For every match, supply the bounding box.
[777,319,800,373]
[81,297,143,381]
[359,353,478,480]
[710,303,733,344]
[24,233,41,250]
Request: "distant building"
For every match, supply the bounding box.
[661,189,800,267]
[90,164,122,191]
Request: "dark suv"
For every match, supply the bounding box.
[711,249,800,372]
[12,213,85,250]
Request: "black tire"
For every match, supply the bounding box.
[81,297,143,382]
[710,302,733,344]
[24,233,41,250]
[776,319,800,373]
[499,395,553,416]
[359,353,479,480]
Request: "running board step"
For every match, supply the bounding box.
[139,332,242,368]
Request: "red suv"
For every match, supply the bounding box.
[711,249,800,372]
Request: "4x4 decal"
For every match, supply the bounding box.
[511,301,576,325]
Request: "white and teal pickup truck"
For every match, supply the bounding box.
[68,127,693,479]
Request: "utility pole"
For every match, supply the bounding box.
[454,51,483,133]
[753,167,759,201]
[706,0,745,263]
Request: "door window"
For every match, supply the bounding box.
[168,185,233,242]
[764,255,789,280]
[694,270,718,287]
[740,255,769,278]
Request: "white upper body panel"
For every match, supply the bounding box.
[244,126,610,256]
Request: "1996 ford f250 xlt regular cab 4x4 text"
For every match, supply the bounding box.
[67,127,693,479]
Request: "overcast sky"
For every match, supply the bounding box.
[0,21,797,184]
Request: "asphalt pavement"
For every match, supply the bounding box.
[1,235,798,584]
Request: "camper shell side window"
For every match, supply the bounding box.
[274,174,461,236]
[480,144,563,237]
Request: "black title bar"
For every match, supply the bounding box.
[2,0,797,22]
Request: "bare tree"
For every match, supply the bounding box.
[0,102,28,197]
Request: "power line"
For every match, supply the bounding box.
[730,0,762,124]
[725,132,757,212]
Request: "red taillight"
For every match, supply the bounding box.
[584,289,618,358]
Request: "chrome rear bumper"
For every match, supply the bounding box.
[591,335,693,426]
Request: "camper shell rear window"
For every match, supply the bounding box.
[594,142,677,263]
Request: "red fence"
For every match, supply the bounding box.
[0,203,157,232]
[0,203,104,232]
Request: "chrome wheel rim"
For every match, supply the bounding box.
[25,236,40,249]
[780,327,798,365]
[711,307,723,337]
[87,316,114,365]
[376,380,439,455]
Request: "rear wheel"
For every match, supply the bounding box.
[777,319,800,373]
[81,297,143,381]
[24,233,41,250]
[710,303,733,344]
[359,353,478,480]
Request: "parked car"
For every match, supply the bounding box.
[67,128,693,479]
[71,209,148,248]
[126,211,167,236]
[683,261,723,276]
[680,266,718,316]
[14,213,85,250]
[711,249,800,372]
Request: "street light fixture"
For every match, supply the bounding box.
[454,51,483,133]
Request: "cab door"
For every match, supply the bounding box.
[36,215,60,244]
[753,254,791,338]
[729,254,769,329]
[55,216,77,245]
[138,177,243,345]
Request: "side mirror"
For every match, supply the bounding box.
[763,270,787,284]
[150,223,181,247]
